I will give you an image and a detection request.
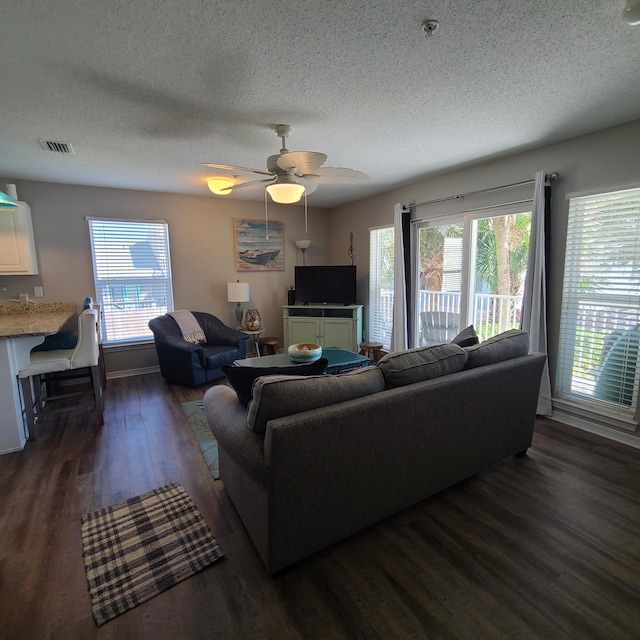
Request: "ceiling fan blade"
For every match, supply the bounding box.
[298,179,319,196]
[276,151,327,175]
[226,177,275,192]
[302,167,369,184]
[202,162,272,176]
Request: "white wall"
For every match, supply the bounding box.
[0,180,330,373]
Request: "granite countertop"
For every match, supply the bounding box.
[0,302,76,338]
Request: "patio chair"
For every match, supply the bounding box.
[419,311,461,347]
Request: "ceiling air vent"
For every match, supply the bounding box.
[38,138,75,154]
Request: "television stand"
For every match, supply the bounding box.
[283,304,363,353]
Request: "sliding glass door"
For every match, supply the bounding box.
[414,207,532,346]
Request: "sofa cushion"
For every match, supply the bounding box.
[450,325,479,348]
[463,329,529,369]
[376,343,468,389]
[246,366,385,434]
[222,358,329,406]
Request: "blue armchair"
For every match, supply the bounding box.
[149,311,249,388]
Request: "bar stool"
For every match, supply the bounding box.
[18,309,104,439]
[259,337,279,356]
[359,341,383,362]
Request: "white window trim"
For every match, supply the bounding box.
[87,217,174,346]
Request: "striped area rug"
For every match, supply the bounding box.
[81,482,224,626]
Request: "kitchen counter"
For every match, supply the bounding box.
[0,302,76,454]
[0,302,76,338]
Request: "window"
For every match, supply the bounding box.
[88,218,174,345]
[369,226,394,351]
[415,207,532,346]
[556,186,640,425]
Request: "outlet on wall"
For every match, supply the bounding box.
[34,286,43,298]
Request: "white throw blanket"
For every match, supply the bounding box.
[168,310,206,344]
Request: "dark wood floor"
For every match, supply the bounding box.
[1,372,639,639]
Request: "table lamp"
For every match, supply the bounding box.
[227,280,250,328]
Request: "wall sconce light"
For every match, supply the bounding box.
[622,0,640,24]
[227,280,250,328]
[295,239,311,266]
[208,178,234,195]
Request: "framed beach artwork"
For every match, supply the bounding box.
[234,219,285,271]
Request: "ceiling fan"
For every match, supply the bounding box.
[203,124,369,204]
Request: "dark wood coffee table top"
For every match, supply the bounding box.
[234,346,369,374]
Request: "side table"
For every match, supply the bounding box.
[242,329,264,357]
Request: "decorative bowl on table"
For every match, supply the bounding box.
[287,343,323,363]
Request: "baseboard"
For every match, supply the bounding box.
[106,365,160,380]
[551,409,640,449]
[0,444,25,455]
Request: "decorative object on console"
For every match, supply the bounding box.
[227,280,250,328]
[244,308,262,331]
[288,342,323,363]
[295,239,311,266]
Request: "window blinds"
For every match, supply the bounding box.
[556,187,640,421]
[87,218,174,344]
[369,227,394,351]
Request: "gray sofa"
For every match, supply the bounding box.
[204,329,545,574]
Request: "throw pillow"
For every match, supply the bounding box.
[450,325,479,348]
[463,329,529,369]
[222,358,328,406]
[246,366,385,434]
[376,343,468,389]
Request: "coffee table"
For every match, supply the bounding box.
[234,346,369,375]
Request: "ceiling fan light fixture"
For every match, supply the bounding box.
[207,177,234,195]
[266,182,306,204]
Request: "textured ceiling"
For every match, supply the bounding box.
[1,1,640,208]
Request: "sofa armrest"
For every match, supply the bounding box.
[203,385,269,486]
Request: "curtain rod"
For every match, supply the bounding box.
[411,199,534,225]
[412,172,559,209]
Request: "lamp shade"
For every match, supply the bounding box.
[208,178,234,195]
[0,191,19,208]
[227,281,250,303]
[295,239,311,250]
[266,182,305,204]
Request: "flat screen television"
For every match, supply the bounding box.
[294,265,357,305]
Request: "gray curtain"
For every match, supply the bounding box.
[521,170,552,415]
[390,203,410,351]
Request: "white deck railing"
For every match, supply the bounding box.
[373,289,523,347]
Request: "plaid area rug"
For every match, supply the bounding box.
[81,482,224,626]
[182,400,219,480]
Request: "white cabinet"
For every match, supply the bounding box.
[283,305,363,352]
[0,203,38,275]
